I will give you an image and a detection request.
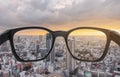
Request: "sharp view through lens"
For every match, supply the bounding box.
[0,0,120,77]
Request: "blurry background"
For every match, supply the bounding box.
[0,39,120,77]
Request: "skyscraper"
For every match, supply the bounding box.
[67,37,76,72]
[39,35,42,42]
[36,40,40,53]
[17,36,21,43]
[46,34,55,63]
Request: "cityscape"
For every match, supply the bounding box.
[0,33,120,77]
[0,0,120,77]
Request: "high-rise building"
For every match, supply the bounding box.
[36,40,40,53]
[40,48,47,59]
[39,35,42,43]
[46,34,55,63]
[67,37,76,72]
[17,36,21,43]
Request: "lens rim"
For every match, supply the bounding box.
[8,27,112,62]
[66,27,111,62]
[9,27,55,62]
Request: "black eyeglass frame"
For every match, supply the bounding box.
[0,27,120,62]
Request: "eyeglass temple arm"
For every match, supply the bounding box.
[110,31,120,46]
[0,30,10,45]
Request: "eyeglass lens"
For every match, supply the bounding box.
[68,29,107,61]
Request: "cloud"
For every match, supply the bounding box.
[0,0,120,30]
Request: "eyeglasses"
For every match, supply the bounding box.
[0,27,120,62]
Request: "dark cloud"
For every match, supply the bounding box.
[0,0,120,30]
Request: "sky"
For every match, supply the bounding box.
[0,0,120,32]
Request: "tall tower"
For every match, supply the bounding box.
[39,35,42,43]
[46,34,55,63]
[17,36,21,43]
[67,37,75,71]
[36,40,40,53]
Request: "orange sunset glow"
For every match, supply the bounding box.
[46,19,120,32]
[0,0,120,33]
[69,29,106,36]
[15,29,49,35]
[15,29,106,36]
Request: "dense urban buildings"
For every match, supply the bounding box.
[0,33,120,77]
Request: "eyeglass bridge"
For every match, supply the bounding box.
[53,31,68,37]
